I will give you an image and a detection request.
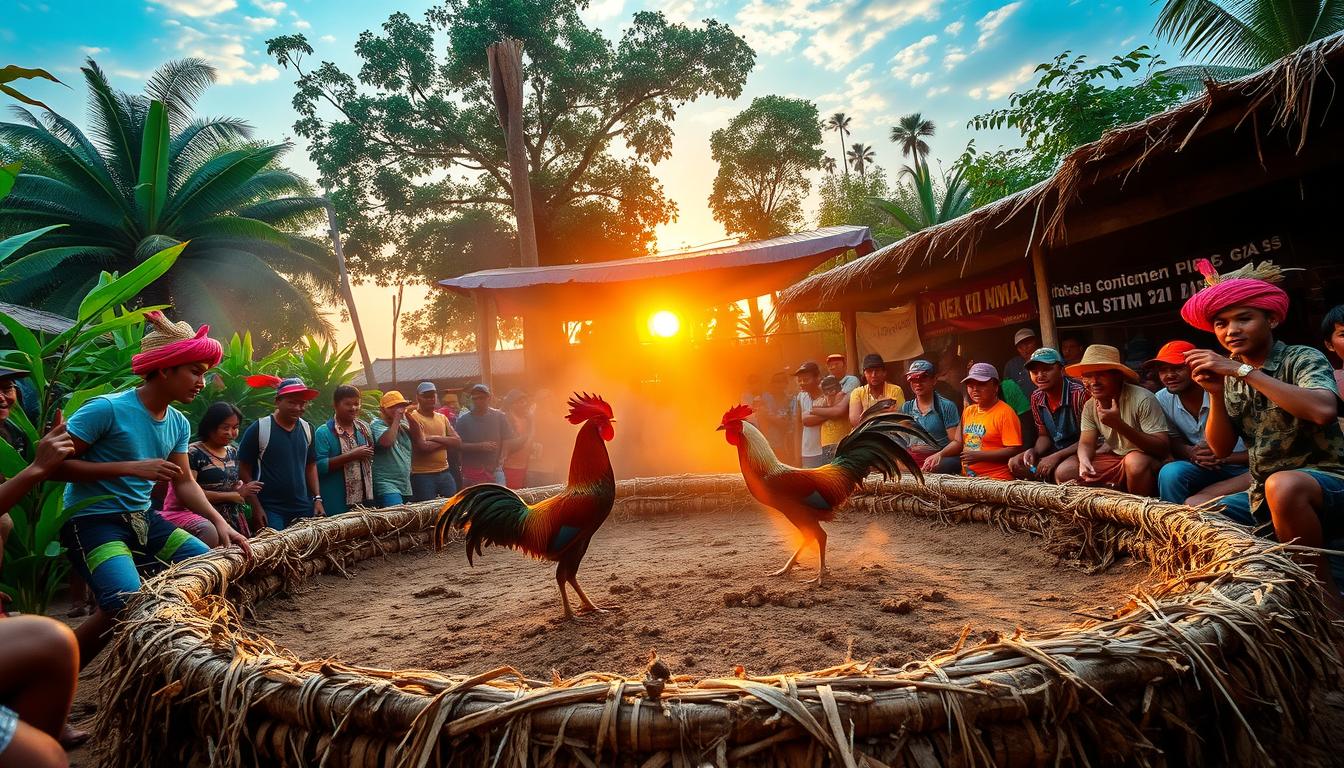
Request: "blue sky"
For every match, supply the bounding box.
[7,0,1182,356]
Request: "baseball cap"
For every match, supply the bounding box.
[1026,347,1064,368]
[961,362,1000,383]
[862,353,886,370]
[820,374,840,391]
[416,381,437,394]
[0,366,30,381]
[469,383,492,396]
[826,353,845,362]
[274,377,320,401]
[1013,328,1039,346]
[905,359,935,378]
[380,390,410,408]
[1146,340,1196,368]
[794,361,820,376]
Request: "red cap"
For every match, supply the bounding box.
[1147,340,1195,367]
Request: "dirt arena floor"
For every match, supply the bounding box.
[247,505,1151,679]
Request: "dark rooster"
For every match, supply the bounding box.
[718,403,927,584]
[434,393,617,619]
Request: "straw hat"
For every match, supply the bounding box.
[140,310,198,353]
[1065,344,1139,382]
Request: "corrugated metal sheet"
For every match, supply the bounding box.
[0,301,76,335]
[352,348,524,388]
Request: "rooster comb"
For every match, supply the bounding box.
[566,392,613,424]
[720,404,754,426]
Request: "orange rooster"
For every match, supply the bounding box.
[718,403,927,584]
[434,393,617,620]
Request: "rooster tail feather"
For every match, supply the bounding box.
[434,484,532,563]
[831,411,929,484]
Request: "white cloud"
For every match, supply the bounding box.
[580,0,624,23]
[243,15,275,30]
[294,18,310,29]
[816,63,888,131]
[170,21,279,84]
[79,45,106,55]
[658,0,696,23]
[148,0,237,17]
[736,0,942,71]
[968,62,1034,100]
[252,0,284,12]
[974,1,1021,51]
[889,34,936,80]
[926,84,950,97]
[910,71,930,86]
[942,45,966,70]
[319,34,337,44]
[943,19,963,36]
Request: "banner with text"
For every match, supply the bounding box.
[857,303,924,362]
[917,264,1036,338]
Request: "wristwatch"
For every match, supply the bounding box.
[1233,363,1255,379]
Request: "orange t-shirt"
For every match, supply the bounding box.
[960,400,1022,480]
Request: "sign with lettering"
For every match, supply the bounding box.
[856,302,924,361]
[917,264,1036,338]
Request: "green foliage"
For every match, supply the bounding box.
[846,142,875,178]
[0,59,337,349]
[959,46,1187,207]
[868,160,973,235]
[816,167,902,244]
[888,113,935,164]
[267,0,755,283]
[708,96,824,241]
[825,112,853,179]
[0,65,61,111]
[1155,0,1344,69]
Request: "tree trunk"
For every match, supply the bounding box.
[390,285,403,389]
[323,196,375,381]
[488,39,540,269]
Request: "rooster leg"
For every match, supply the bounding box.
[556,566,576,621]
[570,578,613,615]
[803,528,828,586]
[769,544,805,577]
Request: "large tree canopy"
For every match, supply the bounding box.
[267,0,755,283]
[708,95,823,241]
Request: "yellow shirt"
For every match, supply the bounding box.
[849,382,906,414]
[818,393,851,447]
[408,410,456,474]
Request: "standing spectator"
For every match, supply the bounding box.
[159,402,260,543]
[435,391,464,490]
[1322,305,1344,396]
[958,363,1023,480]
[1009,348,1088,482]
[825,354,861,394]
[501,390,536,488]
[1056,345,1169,495]
[238,377,323,530]
[794,362,827,469]
[756,371,794,457]
[849,354,905,426]
[408,382,461,502]
[1003,328,1040,396]
[1150,341,1250,505]
[815,375,851,461]
[370,391,416,506]
[0,367,30,457]
[1060,334,1086,366]
[899,360,962,474]
[314,385,375,515]
[1181,264,1344,604]
[455,384,516,487]
[935,350,966,404]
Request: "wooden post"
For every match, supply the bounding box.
[390,285,404,389]
[322,195,375,382]
[475,292,494,388]
[842,310,859,374]
[488,39,540,268]
[1030,242,1058,349]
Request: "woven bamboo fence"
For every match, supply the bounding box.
[93,474,1341,767]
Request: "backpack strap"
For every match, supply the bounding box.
[257,415,272,468]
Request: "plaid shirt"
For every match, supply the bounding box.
[1029,377,1089,449]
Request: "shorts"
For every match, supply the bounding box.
[1079,451,1129,490]
[1213,468,1344,537]
[0,704,16,754]
[61,511,211,613]
[377,492,405,508]
[156,509,218,540]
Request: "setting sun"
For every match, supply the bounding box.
[648,310,681,338]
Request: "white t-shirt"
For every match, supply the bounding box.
[797,391,823,458]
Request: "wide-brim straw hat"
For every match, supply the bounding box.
[1065,344,1139,382]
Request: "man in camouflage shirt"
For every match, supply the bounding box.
[1181,261,1344,607]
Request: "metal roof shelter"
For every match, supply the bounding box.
[437,226,875,383]
[0,301,76,336]
[353,348,524,392]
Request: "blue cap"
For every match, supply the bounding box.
[905,359,935,378]
[1026,347,1064,367]
[416,381,437,394]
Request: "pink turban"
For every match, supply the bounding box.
[1180,259,1290,332]
[130,311,223,376]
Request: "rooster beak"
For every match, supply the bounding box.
[608,419,617,424]
[715,424,725,431]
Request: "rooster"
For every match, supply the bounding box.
[434,393,617,620]
[718,403,927,585]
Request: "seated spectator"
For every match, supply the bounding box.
[238,377,323,529]
[501,389,536,489]
[1149,341,1250,505]
[371,391,417,506]
[935,350,966,404]
[1009,348,1088,482]
[1323,305,1344,397]
[959,363,1022,480]
[825,354,861,394]
[899,360,962,474]
[160,402,261,543]
[408,382,461,502]
[455,384,515,487]
[849,354,905,426]
[1060,334,1086,366]
[815,375,852,461]
[1003,328,1040,396]
[1056,345,1169,495]
[1181,261,1344,604]
[314,385,375,515]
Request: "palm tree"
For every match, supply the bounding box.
[847,142,875,179]
[825,112,852,178]
[820,155,837,174]
[889,113,935,168]
[0,59,336,347]
[868,161,972,234]
[1154,0,1344,69]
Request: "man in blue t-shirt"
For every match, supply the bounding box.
[54,312,250,666]
[455,383,516,486]
[238,377,323,529]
